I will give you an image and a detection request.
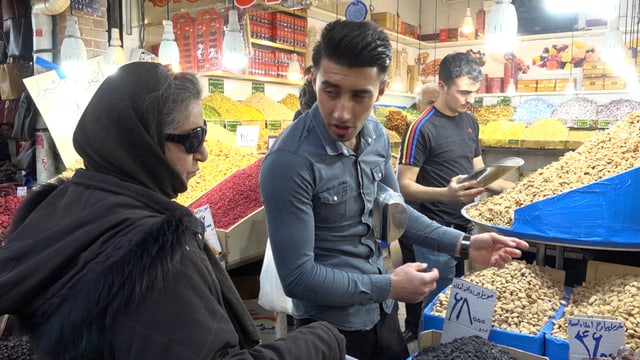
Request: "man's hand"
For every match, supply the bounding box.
[447,175,485,203]
[468,232,529,268]
[388,262,439,303]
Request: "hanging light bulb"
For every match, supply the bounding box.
[486,0,518,55]
[390,68,403,92]
[461,4,475,37]
[158,20,181,71]
[287,53,302,81]
[222,9,248,71]
[60,15,88,78]
[104,28,127,76]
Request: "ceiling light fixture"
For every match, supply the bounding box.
[104,27,127,75]
[60,15,88,78]
[461,0,475,37]
[222,8,248,71]
[157,2,180,71]
[486,0,518,55]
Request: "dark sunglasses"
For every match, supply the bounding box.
[164,123,207,154]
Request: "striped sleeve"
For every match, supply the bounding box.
[399,107,435,165]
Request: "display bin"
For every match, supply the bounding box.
[488,166,640,249]
[408,330,549,360]
[544,261,640,360]
[422,287,549,355]
[216,207,268,269]
[520,140,567,150]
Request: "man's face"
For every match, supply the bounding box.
[312,58,387,148]
[418,87,440,113]
[439,76,480,115]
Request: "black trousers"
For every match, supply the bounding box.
[295,303,409,360]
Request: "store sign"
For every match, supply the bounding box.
[441,278,496,344]
[234,0,257,8]
[568,316,625,360]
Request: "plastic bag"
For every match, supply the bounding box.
[258,239,293,314]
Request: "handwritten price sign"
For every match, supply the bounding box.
[441,278,497,344]
[193,204,222,255]
[568,316,625,360]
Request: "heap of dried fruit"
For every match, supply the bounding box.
[279,93,300,112]
[202,93,265,121]
[385,110,410,137]
[244,93,295,120]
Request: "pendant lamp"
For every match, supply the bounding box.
[60,15,88,78]
[460,1,475,37]
[104,28,127,75]
[486,0,518,55]
[222,9,248,70]
[287,53,302,81]
[158,1,180,71]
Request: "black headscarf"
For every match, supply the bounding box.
[73,62,186,199]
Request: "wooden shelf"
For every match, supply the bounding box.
[199,70,303,86]
[249,39,306,53]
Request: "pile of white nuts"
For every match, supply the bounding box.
[430,261,566,335]
[550,274,640,351]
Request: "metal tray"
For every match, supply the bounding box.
[458,157,524,188]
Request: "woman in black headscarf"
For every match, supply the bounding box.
[0,62,345,359]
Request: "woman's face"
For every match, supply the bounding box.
[164,100,208,184]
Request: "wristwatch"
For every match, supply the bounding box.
[458,234,471,260]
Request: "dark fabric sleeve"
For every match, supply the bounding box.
[110,245,346,360]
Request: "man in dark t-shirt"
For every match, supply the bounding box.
[396,52,514,318]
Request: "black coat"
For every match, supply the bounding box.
[0,170,346,359]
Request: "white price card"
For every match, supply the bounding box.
[236,125,260,147]
[16,186,27,197]
[441,278,497,344]
[568,315,625,360]
[193,204,222,255]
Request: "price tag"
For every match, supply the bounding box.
[208,78,224,94]
[441,278,497,344]
[251,82,265,94]
[497,96,512,105]
[473,97,484,107]
[236,125,260,147]
[568,315,625,360]
[193,204,222,255]
[268,135,278,149]
[225,120,243,132]
[16,186,28,197]
[266,120,282,131]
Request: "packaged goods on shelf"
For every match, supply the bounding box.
[278,93,300,112]
[370,12,398,31]
[479,120,525,148]
[545,261,640,360]
[465,111,640,235]
[243,93,295,120]
[516,79,537,93]
[172,12,197,72]
[202,93,265,121]
[423,261,566,355]
[194,9,224,73]
[520,118,568,149]
[175,139,260,205]
[581,76,605,91]
[513,97,555,125]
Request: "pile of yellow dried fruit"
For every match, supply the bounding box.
[244,93,295,120]
[203,93,265,121]
[279,93,300,112]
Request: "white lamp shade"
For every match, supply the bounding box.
[104,46,127,75]
[461,7,475,35]
[222,10,247,70]
[486,0,518,54]
[158,20,181,71]
[60,16,88,78]
[287,53,302,80]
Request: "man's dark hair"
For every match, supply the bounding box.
[298,79,316,113]
[312,20,392,81]
[438,52,483,86]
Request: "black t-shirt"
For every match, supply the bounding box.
[398,106,481,228]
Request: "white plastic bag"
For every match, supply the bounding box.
[258,239,293,314]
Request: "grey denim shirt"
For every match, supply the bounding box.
[259,104,462,331]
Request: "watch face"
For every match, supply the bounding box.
[345,0,368,22]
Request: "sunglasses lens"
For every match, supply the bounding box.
[164,125,207,154]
